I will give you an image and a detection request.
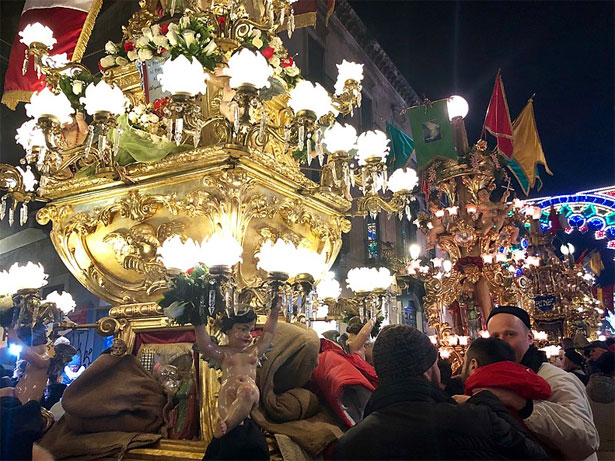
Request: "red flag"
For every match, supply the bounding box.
[292,0,336,28]
[548,206,563,234]
[1,0,102,110]
[483,71,514,158]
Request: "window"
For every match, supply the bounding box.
[361,92,373,131]
[307,35,325,86]
[367,217,378,260]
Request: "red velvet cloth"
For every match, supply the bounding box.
[3,7,87,105]
[311,339,379,428]
[464,361,551,401]
[133,330,196,354]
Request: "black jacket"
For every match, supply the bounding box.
[332,377,549,460]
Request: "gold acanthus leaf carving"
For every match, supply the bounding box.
[98,190,180,224]
[36,204,74,226]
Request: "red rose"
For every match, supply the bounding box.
[186,267,195,275]
[261,46,275,60]
[124,41,135,52]
[160,23,169,35]
[281,56,294,68]
[153,97,167,110]
[217,16,226,27]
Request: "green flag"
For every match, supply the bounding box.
[386,122,414,172]
[407,100,456,170]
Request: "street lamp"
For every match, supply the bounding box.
[447,95,469,154]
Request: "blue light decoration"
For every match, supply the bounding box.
[528,186,615,248]
[8,343,23,356]
[568,214,585,228]
[520,238,528,249]
[588,216,606,231]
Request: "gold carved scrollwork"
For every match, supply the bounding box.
[103,221,186,276]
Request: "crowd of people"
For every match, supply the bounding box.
[1,304,613,460]
[334,306,614,461]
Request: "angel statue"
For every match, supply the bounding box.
[194,297,280,444]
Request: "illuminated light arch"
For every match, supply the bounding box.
[528,186,615,247]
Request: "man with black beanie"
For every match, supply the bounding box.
[332,324,548,460]
[487,305,599,460]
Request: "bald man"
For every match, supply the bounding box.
[486,306,599,461]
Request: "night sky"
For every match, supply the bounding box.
[349,0,614,199]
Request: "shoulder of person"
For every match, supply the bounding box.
[539,362,591,402]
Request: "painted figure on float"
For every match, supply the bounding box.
[194,298,280,439]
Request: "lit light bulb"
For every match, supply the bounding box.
[447,95,469,120]
[323,122,357,153]
[334,60,363,95]
[388,167,418,193]
[199,234,243,268]
[409,244,421,260]
[225,48,273,89]
[25,87,74,125]
[288,80,335,118]
[158,55,208,96]
[19,23,56,48]
[356,130,390,165]
[80,81,127,116]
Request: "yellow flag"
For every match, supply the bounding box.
[511,100,553,189]
[589,251,605,275]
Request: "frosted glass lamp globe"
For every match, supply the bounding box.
[16,120,46,153]
[225,48,272,89]
[388,167,418,193]
[199,234,243,268]
[295,247,327,280]
[80,81,127,116]
[323,123,357,153]
[158,55,208,96]
[356,130,390,165]
[157,236,201,273]
[255,239,298,276]
[43,291,76,314]
[19,23,56,48]
[289,81,334,119]
[25,87,74,125]
[8,262,48,290]
[316,273,341,300]
[334,60,363,95]
[447,95,469,120]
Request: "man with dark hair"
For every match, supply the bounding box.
[487,305,599,460]
[458,338,550,428]
[332,324,548,460]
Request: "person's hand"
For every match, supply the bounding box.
[452,394,471,404]
[473,387,527,410]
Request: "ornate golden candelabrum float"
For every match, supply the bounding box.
[0,0,416,454]
[406,140,601,351]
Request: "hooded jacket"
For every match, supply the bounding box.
[332,377,548,460]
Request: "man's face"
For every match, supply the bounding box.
[589,347,607,362]
[460,357,479,381]
[487,314,533,362]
